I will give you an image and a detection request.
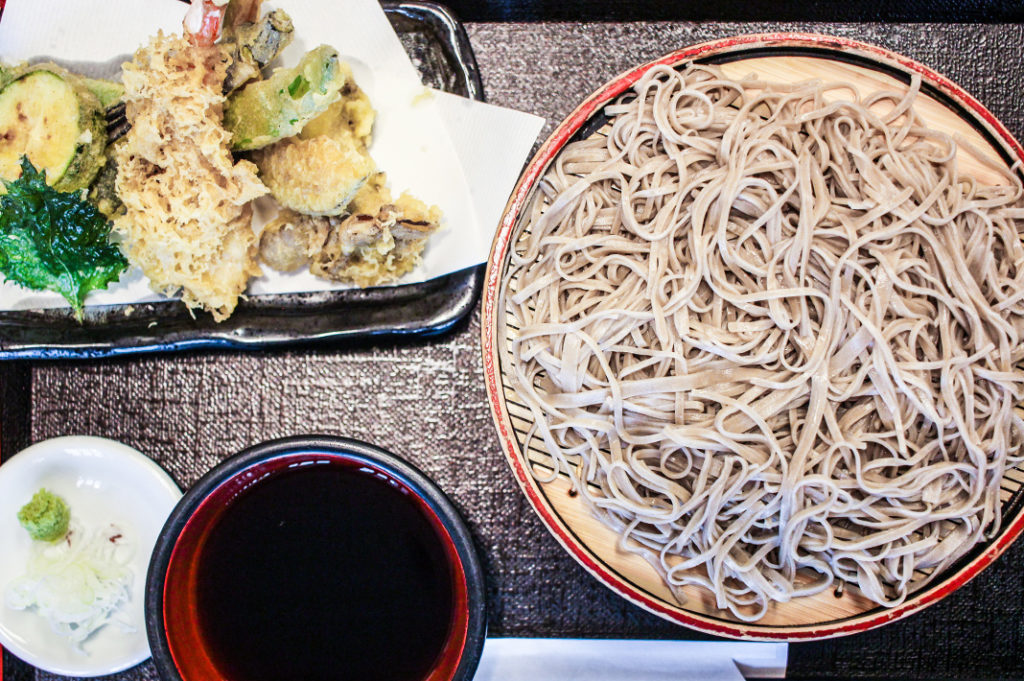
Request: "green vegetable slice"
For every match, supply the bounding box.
[80,76,125,109]
[0,158,128,319]
[224,44,348,151]
[0,63,107,193]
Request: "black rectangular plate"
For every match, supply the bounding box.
[0,2,484,359]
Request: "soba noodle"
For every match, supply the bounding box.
[502,63,1024,620]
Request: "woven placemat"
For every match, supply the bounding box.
[5,20,1024,681]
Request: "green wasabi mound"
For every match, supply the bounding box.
[17,488,70,542]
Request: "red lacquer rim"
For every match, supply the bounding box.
[480,32,1024,641]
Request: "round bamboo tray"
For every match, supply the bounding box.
[481,33,1024,640]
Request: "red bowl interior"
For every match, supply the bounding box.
[161,452,471,680]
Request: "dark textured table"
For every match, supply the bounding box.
[3,20,1024,681]
[444,0,1024,22]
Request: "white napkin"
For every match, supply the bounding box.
[0,0,544,310]
[475,639,788,681]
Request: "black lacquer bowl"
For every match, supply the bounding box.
[145,435,486,681]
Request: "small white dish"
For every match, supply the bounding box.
[0,436,182,677]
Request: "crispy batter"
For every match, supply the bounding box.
[259,174,440,288]
[348,171,390,215]
[253,62,441,287]
[253,72,376,216]
[258,209,327,272]
[253,130,373,216]
[300,77,375,146]
[114,32,267,321]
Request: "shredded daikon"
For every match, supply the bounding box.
[5,521,135,651]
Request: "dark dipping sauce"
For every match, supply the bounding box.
[194,462,456,681]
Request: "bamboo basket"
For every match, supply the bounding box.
[481,33,1024,641]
